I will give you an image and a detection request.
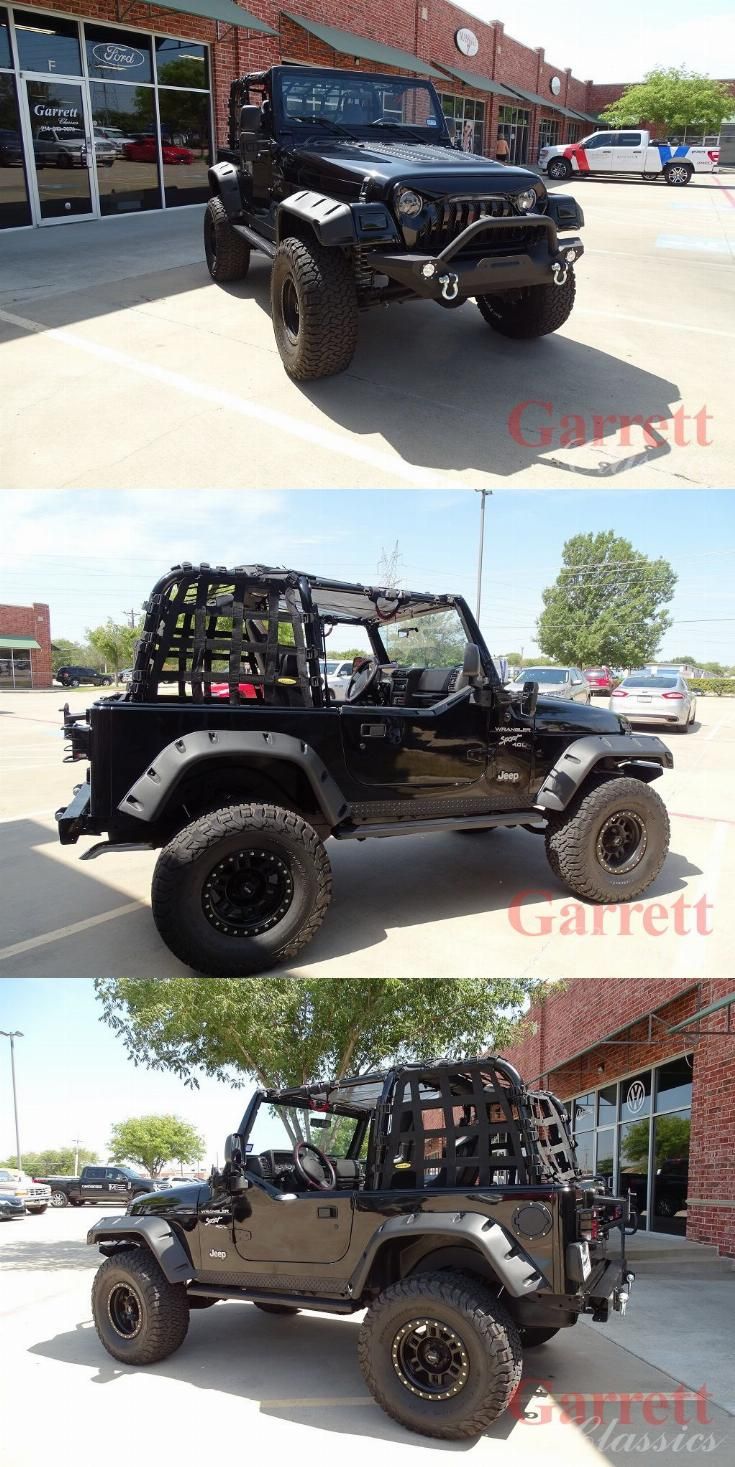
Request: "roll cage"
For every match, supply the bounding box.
[124,563,498,708]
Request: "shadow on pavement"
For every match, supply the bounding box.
[0,1233,95,1272]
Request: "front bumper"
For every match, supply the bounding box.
[368,213,584,301]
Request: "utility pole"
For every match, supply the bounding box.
[475,490,492,625]
[1,1030,23,1171]
[123,607,138,630]
[72,1136,81,1174]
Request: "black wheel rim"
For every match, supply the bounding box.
[202,848,294,938]
[392,1318,470,1401]
[596,810,647,875]
[281,276,300,343]
[108,1283,142,1339]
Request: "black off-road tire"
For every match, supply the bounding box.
[476,271,576,339]
[204,196,251,282]
[253,1302,301,1316]
[664,163,692,186]
[547,157,572,180]
[151,803,332,976]
[271,235,358,380]
[545,776,670,903]
[358,1271,522,1440]
[519,1325,561,1347]
[91,1248,190,1365]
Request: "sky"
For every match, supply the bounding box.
[3,489,735,663]
[0,979,251,1169]
[457,1,735,85]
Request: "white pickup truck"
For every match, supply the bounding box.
[539,129,719,185]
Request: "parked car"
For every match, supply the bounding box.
[584,666,619,695]
[508,666,591,704]
[56,665,113,688]
[33,128,117,168]
[118,668,134,685]
[0,129,24,166]
[324,658,357,702]
[95,126,136,155]
[33,1164,155,1207]
[611,672,696,732]
[210,681,259,700]
[0,1168,50,1213]
[124,137,193,164]
[0,1192,26,1221]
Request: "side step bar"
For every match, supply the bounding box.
[186,1282,356,1313]
[334,811,546,840]
[232,223,277,258]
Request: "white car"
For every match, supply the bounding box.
[508,666,591,704]
[324,658,356,702]
[539,129,719,185]
[611,672,696,732]
[0,1168,50,1213]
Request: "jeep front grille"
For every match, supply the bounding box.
[417,198,544,257]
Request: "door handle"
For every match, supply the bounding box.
[318,1206,338,1218]
[360,722,387,738]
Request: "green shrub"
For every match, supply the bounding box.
[687,678,735,697]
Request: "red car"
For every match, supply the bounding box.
[584,666,619,695]
[123,138,193,164]
[210,681,259,700]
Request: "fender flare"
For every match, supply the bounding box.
[118,729,350,829]
[347,1211,549,1300]
[207,160,243,219]
[87,1214,193,1283]
[534,733,673,814]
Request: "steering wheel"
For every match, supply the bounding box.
[346,656,381,704]
[293,1141,337,1192]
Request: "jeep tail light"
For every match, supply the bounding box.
[578,1207,601,1241]
[661,691,685,700]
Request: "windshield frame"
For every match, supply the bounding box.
[272,66,451,144]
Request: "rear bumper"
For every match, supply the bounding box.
[56,781,92,845]
[367,213,584,301]
[586,1257,635,1320]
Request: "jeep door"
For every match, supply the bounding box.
[339,692,489,790]
[233,1184,354,1266]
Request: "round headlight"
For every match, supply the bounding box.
[516,189,537,212]
[395,186,423,218]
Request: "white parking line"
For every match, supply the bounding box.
[0,307,447,488]
[576,306,735,340]
[0,902,142,964]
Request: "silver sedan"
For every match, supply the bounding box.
[610,672,696,732]
[508,666,591,703]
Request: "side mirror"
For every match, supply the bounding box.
[462,642,482,682]
[224,1133,243,1166]
[240,104,261,136]
[522,679,539,717]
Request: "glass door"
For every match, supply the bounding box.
[21,74,97,221]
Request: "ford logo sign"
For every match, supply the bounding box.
[92,42,145,69]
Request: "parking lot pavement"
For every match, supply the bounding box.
[1,688,733,979]
[1,1208,732,1467]
[0,174,733,490]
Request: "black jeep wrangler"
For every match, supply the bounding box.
[205,65,585,379]
[87,1056,634,1440]
[57,563,673,975]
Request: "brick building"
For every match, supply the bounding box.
[0,0,601,231]
[0,600,52,687]
[501,980,735,1258]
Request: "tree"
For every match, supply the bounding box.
[536,531,676,668]
[600,68,733,136]
[108,1114,205,1177]
[87,618,141,680]
[94,979,542,1095]
[386,612,467,668]
[0,1146,98,1175]
[51,639,102,675]
[621,1114,690,1168]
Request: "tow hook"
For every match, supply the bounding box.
[439,272,459,301]
[552,260,568,287]
[614,1271,636,1315]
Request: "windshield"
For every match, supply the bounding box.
[386,609,468,668]
[522,667,569,683]
[246,1099,365,1159]
[622,675,678,689]
[277,71,446,136]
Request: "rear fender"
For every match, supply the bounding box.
[349,1212,550,1300]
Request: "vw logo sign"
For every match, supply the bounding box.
[92,42,145,70]
[626,1080,646,1114]
[455,27,479,58]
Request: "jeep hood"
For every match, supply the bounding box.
[534,698,629,736]
[291,138,539,197]
[129,1181,212,1214]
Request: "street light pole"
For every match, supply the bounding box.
[0,1030,23,1171]
[475,490,492,625]
[72,1136,81,1174]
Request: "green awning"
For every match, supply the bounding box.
[0,636,40,649]
[151,0,276,32]
[283,14,444,78]
[433,63,526,99]
[571,110,601,125]
[501,82,554,110]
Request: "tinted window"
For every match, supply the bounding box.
[622,675,678,689]
[573,1093,594,1132]
[85,1167,105,1179]
[14,11,81,74]
[0,8,11,69]
[618,132,642,146]
[85,26,153,85]
[156,36,208,89]
[0,75,32,229]
[586,133,613,149]
[620,1071,652,1122]
[655,1056,693,1112]
[597,1084,617,1122]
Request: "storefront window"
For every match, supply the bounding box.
[655,1056,693,1112]
[597,1084,616,1122]
[595,1128,615,1181]
[573,1132,594,1174]
[619,1116,650,1223]
[0,648,33,687]
[85,25,153,86]
[538,118,560,151]
[440,93,485,154]
[89,80,158,216]
[1,7,12,69]
[572,1092,594,1131]
[155,36,208,90]
[13,10,81,75]
[620,1070,652,1122]
[498,104,530,164]
[652,1109,690,1232]
[25,77,93,220]
[0,73,31,227]
[158,86,211,208]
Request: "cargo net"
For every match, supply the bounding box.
[528,1091,580,1184]
[129,567,318,706]
[376,1066,540,1191]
